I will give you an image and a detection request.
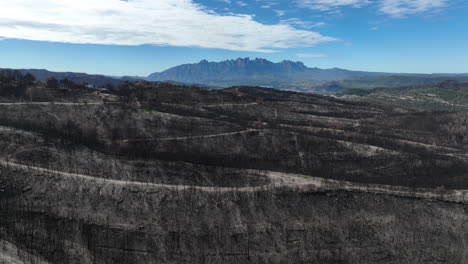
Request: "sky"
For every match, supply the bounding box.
[0,0,467,76]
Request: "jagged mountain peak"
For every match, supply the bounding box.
[145,58,403,88]
[147,58,312,84]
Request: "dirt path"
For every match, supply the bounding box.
[269,171,468,204]
[1,159,467,203]
[202,102,259,107]
[0,160,272,192]
[0,240,49,264]
[120,129,259,143]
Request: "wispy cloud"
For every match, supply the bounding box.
[296,0,370,11]
[379,0,447,17]
[0,0,337,53]
[274,10,286,16]
[236,1,248,6]
[296,53,329,58]
[296,0,448,17]
[281,18,326,29]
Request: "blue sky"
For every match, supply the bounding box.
[0,0,466,76]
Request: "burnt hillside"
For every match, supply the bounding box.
[2,82,468,263]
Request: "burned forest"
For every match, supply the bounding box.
[2,79,468,263]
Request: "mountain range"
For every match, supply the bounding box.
[4,58,468,92]
[146,58,468,92]
[146,58,388,89]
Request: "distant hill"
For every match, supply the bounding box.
[146,58,468,92]
[319,75,468,91]
[0,68,135,87]
[4,60,468,93]
[337,80,468,111]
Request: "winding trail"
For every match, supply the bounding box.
[0,240,49,264]
[0,160,271,192]
[202,102,259,107]
[120,129,260,143]
[2,159,468,203]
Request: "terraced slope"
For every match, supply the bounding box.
[2,83,468,263]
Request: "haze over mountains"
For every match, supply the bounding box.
[147,57,379,82]
[4,58,468,93]
[147,57,387,89]
[146,58,468,91]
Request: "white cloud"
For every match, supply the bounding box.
[274,10,286,16]
[236,1,248,6]
[297,0,447,17]
[0,0,337,53]
[296,0,370,11]
[281,18,326,29]
[379,0,447,17]
[296,53,329,58]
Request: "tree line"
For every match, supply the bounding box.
[0,69,102,98]
[0,69,35,97]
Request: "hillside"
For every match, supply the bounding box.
[2,80,468,263]
[319,75,468,91]
[0,68,138,87]
[338,81,468,111]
